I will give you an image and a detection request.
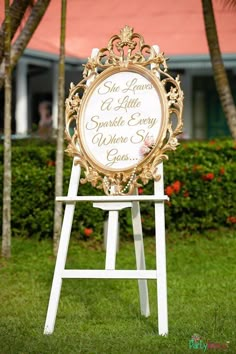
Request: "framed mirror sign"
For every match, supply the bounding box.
[65,26,184,195]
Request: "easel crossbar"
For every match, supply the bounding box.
[56,195,169,203]
[62,270,157,279]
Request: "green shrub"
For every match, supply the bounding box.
[161,140,236,233]
[0,138,235,239]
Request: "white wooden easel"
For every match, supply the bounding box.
[44,46,169,336]
[44,160,168,335]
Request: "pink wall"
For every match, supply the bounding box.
[0,0,236,58]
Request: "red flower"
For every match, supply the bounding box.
[184,191,189,198]
[165,186,174,197]
[138,187,144,195]
[227,216,236,224]
[84,228,93,237]
[47,160,56,167]
[219,167,225,175]
[172,180,181,193]
[202,173,214,181]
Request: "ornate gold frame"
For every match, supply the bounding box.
[65,25,184,195]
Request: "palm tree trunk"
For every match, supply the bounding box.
[0,0,51,89]
[0,0,30,65]
[202,0,236,140]
[2,0,12,258]
[53,0,67,255]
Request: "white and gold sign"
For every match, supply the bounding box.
[65,26,184,195]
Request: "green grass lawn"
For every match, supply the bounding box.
[0,231,236,354]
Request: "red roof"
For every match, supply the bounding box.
[1,0,236,58]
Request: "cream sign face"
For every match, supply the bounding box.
[79,67,166,173]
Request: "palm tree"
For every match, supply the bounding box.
[0,0,51,89]
[2,0,12,258]
[1,0,51,257]
[0,0,30,65]
[53,0,67,255]
[201,0,236,139]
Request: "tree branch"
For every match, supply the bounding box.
[0,0,51,89]
[0,0,31,65]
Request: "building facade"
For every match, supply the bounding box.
[0,0,235,139]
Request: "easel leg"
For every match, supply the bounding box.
[105,210,119,270]
[155,202,168,335]
[131,200,150,317]
[44,203,76,334]
[44,160,81,335]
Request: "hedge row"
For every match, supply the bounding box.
[0,138,236,239]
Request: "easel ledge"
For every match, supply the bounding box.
[56,195,169,203]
